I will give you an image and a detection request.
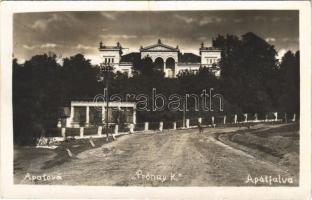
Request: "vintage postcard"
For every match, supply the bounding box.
[0,1,311,199]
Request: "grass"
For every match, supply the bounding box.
[41,136,121,169]
[215,123,299,176]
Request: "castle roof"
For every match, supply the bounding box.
[140,39,179,52]
[178,53,200,63]
[120,52,141,63]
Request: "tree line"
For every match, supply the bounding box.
[13,32,299,145]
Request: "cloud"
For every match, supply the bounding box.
[174,14,195,24]
[199,16,224,26]
[281,37,298,43]
[17,58,26,64]
[275,37,298,46]
[56,57,64,65]
[23,43,60,50]
[76,44,93,50]
[31,14,62,31]
[14,11,298,63]
[197,36,208,41]
[233,18,243,23]
[281,37,291,42]
[23,44,35,50]
[100,12,118,20]
[174,14,224,26]
[276,48,287,60]
[40,43,58,48]
[84,54,103,65]
[101,34,137,40]
[265,37,276,43]
[142,35,158,39]
[254,16,265,21]
[272,17,292,22]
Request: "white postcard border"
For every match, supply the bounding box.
[0,1,311,199]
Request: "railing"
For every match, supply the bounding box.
[39,112,298,145]
[119,62,133,66]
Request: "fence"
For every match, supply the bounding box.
[51,112,298,140]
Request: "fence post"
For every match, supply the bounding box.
[97,126,102,136]
[186,119,190,128]
[65,118,71,128]
[80,127,84,138]
[292,114,296,122]
[129,123,134,134]
[234,114,237,124]
[284,113,288,123]
[159,121,163,132]
[173,122,177,130]
[114,124,119,135]
[61,127,66,138]
[144,122,149,131]
[223,115,226,124]
[57,120,62,128]
[244,114,248,122]
[198,118,202,124]
[211,116,215,127]
[265,114,268,122]
[274,112,278,121]
[86,106,90,127]
[255,113,258,122]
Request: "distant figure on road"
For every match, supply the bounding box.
[198,122,204,134]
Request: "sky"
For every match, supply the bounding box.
[14,10,299,64]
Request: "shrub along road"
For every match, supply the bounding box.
[14,123,299,186]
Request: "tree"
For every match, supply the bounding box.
[213,32,278,113]
[61,54,98,99]
[276,51,300,113]
[13,54,62,145]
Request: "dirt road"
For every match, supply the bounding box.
[15,124,298,186]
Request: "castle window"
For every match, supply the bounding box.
[112,58,114,63]
[104,58,107,63]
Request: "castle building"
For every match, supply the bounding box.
[98,39,221,78]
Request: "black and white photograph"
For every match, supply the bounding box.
[0,1,311,199]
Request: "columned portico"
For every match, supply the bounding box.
[66,106,75,127]
[149,55,178,63]
[140,39,179,77]
[67,101,136,128]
